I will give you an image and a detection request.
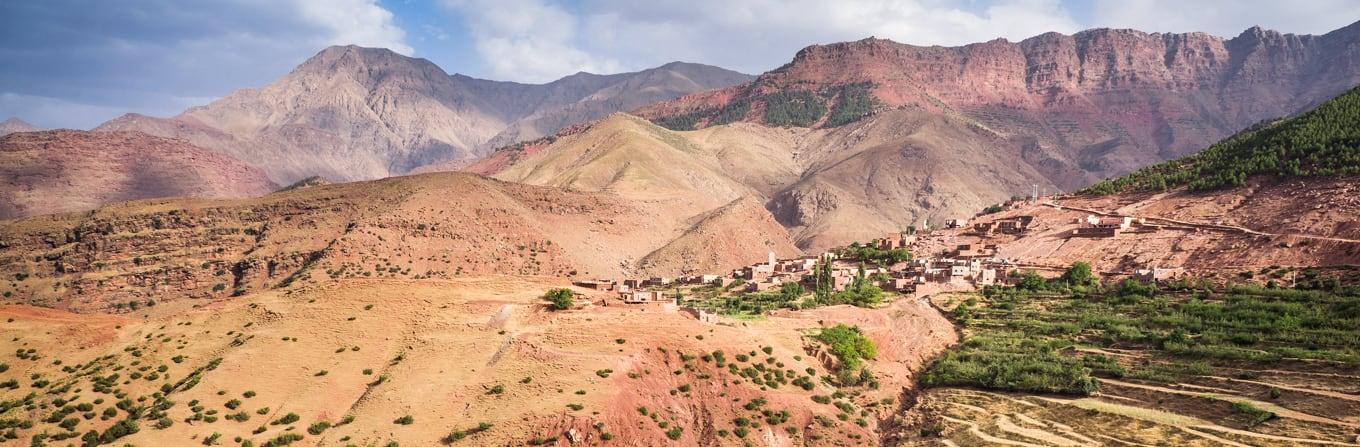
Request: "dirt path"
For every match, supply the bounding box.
[1102,379,1360,429]
[1045,202,1360,244]
[1202,375,1360,403]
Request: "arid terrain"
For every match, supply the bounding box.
[2,8,1360,447]
[0,130,278,219]
[470,22,1360,252]
[0,275,956,446]
[0,171,797,313]
[912,176,1360,277]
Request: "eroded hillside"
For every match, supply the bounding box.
[0,172,795,313]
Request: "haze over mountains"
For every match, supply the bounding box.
[95,46,752,184]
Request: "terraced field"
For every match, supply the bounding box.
[896,278,1360,446]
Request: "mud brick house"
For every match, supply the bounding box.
[879,233,901,250]
[1134,267,1187,284]
[832,275,852,292]
[573,279,615,291]
[944,218,967,229]
[954,244,995,258]
[995,216,1035,234]
[975,268,997,286]
[885,277,914,292]
[620,290,668,304]
[1073,215,1135,237]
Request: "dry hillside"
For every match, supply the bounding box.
[914,176,1360,278]
[0,172,795,313]
[0,276,956,446]
[0,130,277,219]
[484,111,1050,252]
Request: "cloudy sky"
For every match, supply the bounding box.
[2,0,1358,129]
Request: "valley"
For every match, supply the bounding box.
[0,8,1358,447]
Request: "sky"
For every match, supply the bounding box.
[2,0,1358,129]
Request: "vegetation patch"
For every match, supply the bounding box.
[924,262,1360,395]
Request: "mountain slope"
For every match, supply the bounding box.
[0,171,796,312]
[1086,85,1360,194]
[479,22,1360,250]
[641,22,1360,190]
[485,109,1054,251]
[96,46,751,183]
[0,117,40,135]
[0,130,277,219]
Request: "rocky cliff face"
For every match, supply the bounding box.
[97,46,751,184]
[0,130,277,219]
[642,22,1360,190]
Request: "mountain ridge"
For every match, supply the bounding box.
[96,46,753,184]
[485,21,1360,251]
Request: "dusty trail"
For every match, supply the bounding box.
[1201,375,1360,403]
[1102,379,1360,428]
[1045,202,1360,244]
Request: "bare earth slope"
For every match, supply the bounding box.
[0,130,277,219]
[918,176,1360,278]
[485,110,1052,251]
[96,46,751,184]
[0,171,800,312]
[0,275,956,446]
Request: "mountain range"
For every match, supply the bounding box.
[482,22,1360,249]
[1,22,1358,252]
[95,46,752,184]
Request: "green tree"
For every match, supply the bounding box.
[1061,261,1096,287]
[1016,271,1047,291]
[544,288,574,311]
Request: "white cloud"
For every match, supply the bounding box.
[443,0,1080,80]
[295,0,412,55]
[0,0,414,129]
[1085,0,1360,37]
[442,0,622,82]
[0,92,138,130]
[442,0,1358,81]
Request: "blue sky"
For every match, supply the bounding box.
[2,0,1358,129]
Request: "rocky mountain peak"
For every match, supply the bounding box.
[291,45,448,83]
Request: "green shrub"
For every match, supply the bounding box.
[544,288,574,310]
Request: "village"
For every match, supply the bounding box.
[568,196,1193,316]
